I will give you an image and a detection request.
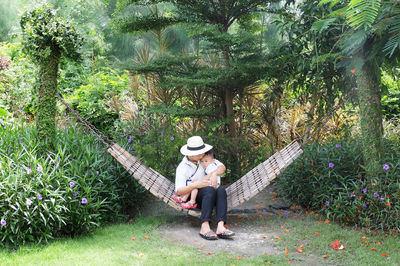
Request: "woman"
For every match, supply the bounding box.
[175,136,235,240]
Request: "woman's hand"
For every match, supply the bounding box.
[191,178,212,189]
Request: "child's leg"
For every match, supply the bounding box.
[180,192,190,202]
[189,188,198,203]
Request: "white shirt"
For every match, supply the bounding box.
[175,156,206,192]
[204,159,223,188]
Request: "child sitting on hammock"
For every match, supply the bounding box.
[173,149,222,209]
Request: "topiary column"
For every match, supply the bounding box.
[20,3,82,151]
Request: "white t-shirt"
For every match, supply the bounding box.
[175,157,224,192]
[204,159,223,188]
[175,156,206,192]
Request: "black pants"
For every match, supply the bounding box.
[196,186,227,224]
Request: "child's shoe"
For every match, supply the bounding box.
[172,194,186,204]
[181,201,198,209]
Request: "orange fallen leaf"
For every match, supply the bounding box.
[264,226,269,229]
[264,252,269,255]
[262,235,268,239]
[207,252,212,255]
[360,243,365,246]
[269,213,273,216]
[293,216,298,219]
[285,248,289,253]
[129,219,134,222]
[325,219,330,223]
[377,241,382,245]
[370,248,377,251]
[285,229,290,232]
[299,244,304,248]
[144,235,149,239]
[131,237,136,240]
[314,232,319,235]
[285,254,288,257]
[280,226,284,229]
[350,69,356,73]
[234,223,238,226]
[260,203,265,206]
[361,236,367,239]
[236,256,242,260]
[381,253,389,257]
[200,244,205,249]
[297,247,303,253]
[322,255,329,258]
[274,236,280,239]
[193,239,198,242]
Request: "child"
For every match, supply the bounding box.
[200,149,223,189]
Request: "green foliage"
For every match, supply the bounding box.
[20,3,82,62]
[67,67,130,134]
[381,72,400,119]
[0,125,147,247]
[346,0,381,31]
[276,136,400,231]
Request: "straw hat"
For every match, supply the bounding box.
[180,136,213,156]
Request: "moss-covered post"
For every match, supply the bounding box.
[20,4,81,151]
[354,44,383,179]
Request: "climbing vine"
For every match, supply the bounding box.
[20,3,82,151]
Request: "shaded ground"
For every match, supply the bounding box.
[140,184,333,265]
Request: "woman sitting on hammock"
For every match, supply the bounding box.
[174,136,235,240]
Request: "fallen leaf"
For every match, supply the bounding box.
[207,252,212,255]
[322,255,329,258]
[297,247,303,253]
[264,252,269,255]
[264,226,269,229]
[377,241,382,245]
[285,248,288,253]
[236,256,242,260]
[361,236,367,239]
[350,69,356,73]
[314,232,319,235]
[200,244,205,249]
[262,235,268,239]
[274,236,280,239]
[131,237,136,240]
[299,244,304,248]
[224,224,229,228]
[325,219,330,223]
[280,226,284,229]
[234,223,238,226]
[381,253,389,257]
[370,248,377,251]
[293,216,298,219]
[144,235,149,239]
[138,253,144,257]
[129,219,134,222]
[193,239,198,242]
[285,229,290,232]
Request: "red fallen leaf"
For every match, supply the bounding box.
[322,255,329,258]
[381,253,389,257]
[350,69,356,73]
[285,229,290,232]
[332,240,345,250]
[207,252,212,255]
[129,219,134,222]
[199,244,205,249]
[377,241,382,245]
[285,248,289,253]
[260,203,265,206]
[339,13,343,16]
[314,232,319,235]
[280,226,284,229]
[224,224,229,228]
[131,237,136,240]
[236,256,242,260]
[262,235,268,239]
[297,247,303,253]
[339,56,343,60]
[285,254,289,257]
[325,219,330,223]
[293,216,298,219]
[370,248,377,251]
[144,235,149,239]
[264,226,269,229]
[234,223,238,226]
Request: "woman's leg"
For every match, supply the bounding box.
[196,186,216,223]
[215,187,227,223]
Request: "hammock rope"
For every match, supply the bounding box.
[56,90,354,216]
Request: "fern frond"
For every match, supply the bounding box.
[346,0,382,30]
[383,13,400,57]
[311,18,337,33]
[318,0,342,8]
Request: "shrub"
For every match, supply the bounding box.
[276,136,400,231]
[0,124,147,247]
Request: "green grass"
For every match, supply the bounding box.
[1,214,399,266]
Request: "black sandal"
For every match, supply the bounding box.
[217,230,235,239]
[199,231,218,240]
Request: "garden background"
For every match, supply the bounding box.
[0,0,399,263]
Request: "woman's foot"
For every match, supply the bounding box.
[216,221,235,239]
[200,222,217,240]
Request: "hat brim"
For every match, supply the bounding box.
[180,144,213,156]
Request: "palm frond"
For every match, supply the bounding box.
[318,0,343,8]
[346,0,382,30]
[383,10,400,57]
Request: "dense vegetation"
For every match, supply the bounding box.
[1,0,399,246]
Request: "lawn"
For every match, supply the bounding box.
[0,213,399,266]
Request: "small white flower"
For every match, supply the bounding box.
[37,165,43,172]
[26,198,32,206]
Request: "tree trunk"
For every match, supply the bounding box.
[355,55,383,179]
[37,46,61,151]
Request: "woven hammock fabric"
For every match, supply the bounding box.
[107,140,303,217]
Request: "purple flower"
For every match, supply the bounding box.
[335,144,341,148]
[380,197,385,200]
[326,201,330,206]
[96,171,99,175]
[170,136,175,141]
[362,188,367,193]
[329,162,334,168]
[334,184,338,188]
[350,193,355,198]
[73,192,78,197]
[373,192,379,198]
[284,211,288,215]
[69,181,75,188]
[128,137,132,143]
[383,164,390,171]
[26,199,32,206]
[37,165,43,172]
[1,219,6,226]
[26,168,32,175]
[81,198,88,204]
[123,133,126,137]
[363,203,367,208]
[37,194,42,200]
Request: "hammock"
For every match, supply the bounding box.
[57,91,353,216]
